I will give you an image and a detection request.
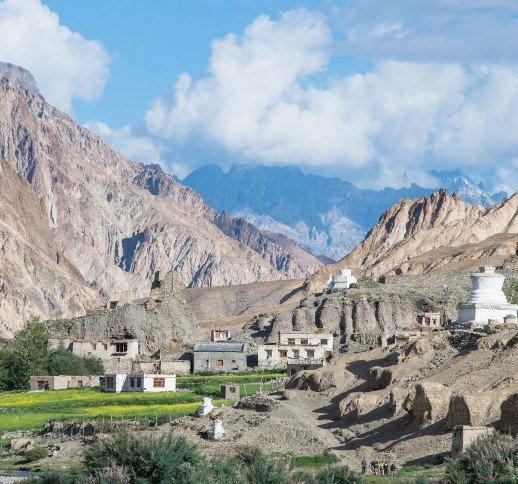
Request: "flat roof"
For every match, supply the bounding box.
[193,342,245,352]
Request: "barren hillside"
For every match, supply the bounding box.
[307,190,518,291]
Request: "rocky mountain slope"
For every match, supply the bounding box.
[307,190,518,290]
[0,159,95,336]
[0,62,320,334]
[183,165,504,260]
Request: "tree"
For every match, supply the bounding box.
[0,316,49,391]
[47,346,104,376]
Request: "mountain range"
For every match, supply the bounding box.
[184,165,507,260]
[306,189,518,291]
[0,62,321,334]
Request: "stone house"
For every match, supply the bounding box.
[193,342,247,373]
[278,331,334,355]
[101,373,176,393]
[30,375,100,391]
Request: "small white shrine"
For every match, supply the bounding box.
[456,266,518,327]
[324,268,357,290]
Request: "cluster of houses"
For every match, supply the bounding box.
[30,266,517,393]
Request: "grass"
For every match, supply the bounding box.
[363,463,446,482]
[271,451,341,469]
[0,371,284,432]
[177,370,286,397]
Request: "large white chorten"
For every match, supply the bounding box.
[456,266,518,327]
[324,268,357,290]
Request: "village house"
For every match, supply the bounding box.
[257,331,333,369]
[101,373,176,393]
[193,342,247,373]
[210,329,231,342]
[30,375,100,391]
[49,338,139,361]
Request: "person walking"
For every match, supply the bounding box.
[361,459,367,475]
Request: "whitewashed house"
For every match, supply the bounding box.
[102,373,176,393]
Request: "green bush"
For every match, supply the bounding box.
[84,432,203,482]
[297,465,363,484]
[48,346,104,376]
[24,446,48,462]
[503,278,518,304]
[446,432,518,483]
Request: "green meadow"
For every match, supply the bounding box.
[0,371,285,432]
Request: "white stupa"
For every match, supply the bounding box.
[456,266,518,327]
[324,268,357,290]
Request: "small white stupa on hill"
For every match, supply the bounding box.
[456,266,518,327]
[324,268,357,290]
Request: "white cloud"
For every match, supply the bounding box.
[84,120,164,166]
[144,8,518,191]
[0,0,109,112]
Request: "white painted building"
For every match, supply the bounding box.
[258,331,334,369]
[278,331,334,354]
[102,373,176,393]
[68,339,139,360]
[456,266,518,327]
[324,268,357,290]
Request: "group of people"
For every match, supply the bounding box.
[361,459,397,476]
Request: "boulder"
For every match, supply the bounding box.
[368,367,393,390]
[339,392,384,419]
[236,395,281,412]
[389,388,407,415]
[286,367,352,392]
[410,382,451,426]
[10,438,34,453]
[207,420,225,441]
[496,393,518,435]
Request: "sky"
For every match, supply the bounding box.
[0,0,517,192]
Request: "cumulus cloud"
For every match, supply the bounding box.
[84,120,164,165]
[0,0,109,112]
[144,8,518,190]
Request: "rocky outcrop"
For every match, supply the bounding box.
[286,366,354,392]
[496,393,518,434]
[307,190,518,290]
[368,367,393,390]
[339,392,386,419]
[406,382,451,427]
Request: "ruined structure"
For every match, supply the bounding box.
[451,426,493,458]
[30,375,100,391]
[46,271,199,371]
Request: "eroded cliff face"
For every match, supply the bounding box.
[307,190,518,291]
[0,63,320,334]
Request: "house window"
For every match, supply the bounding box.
[136,377,142,387]
[217,359,224,367]
[130,377,135,387]
[287,338,295,345]
[115,343,128,353]
[231,360,236,364]
[321,339,328,346]
[153,378,165,388]
[77,380,83,388]
[307,350,315,358]
[107,377,114,389]
[279,349,287,358]
[265,350,272,359]
[92,343,97,350]
[103,344,108,350]
[301,338,308,345]
[292,349,300,358]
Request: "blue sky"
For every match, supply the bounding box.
[1,0,518,192]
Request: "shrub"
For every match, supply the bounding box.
[299,465,363,484]
[446,432,518,483]
[24,446,48,462]
[503,278,518,304]
[84,432,203,482]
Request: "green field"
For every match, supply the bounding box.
[0,371,285,432]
